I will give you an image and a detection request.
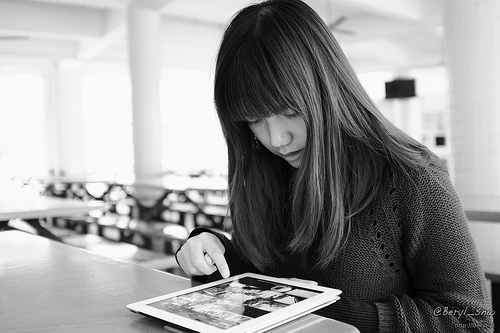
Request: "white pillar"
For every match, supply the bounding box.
[444,0,500,210]
[127,2,163,183]
[392,98,423,143]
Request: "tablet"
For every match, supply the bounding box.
[127,273,341,333]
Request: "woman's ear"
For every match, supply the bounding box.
[252,134,261,149]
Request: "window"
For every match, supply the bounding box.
[0,72,47,177]
[81,73,134,176]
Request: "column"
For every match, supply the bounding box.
[443,0,500,210]
[391,98,423,143]
[127,2,163,183]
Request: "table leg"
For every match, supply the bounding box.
[23,218,62,242]
[0,220,8,231]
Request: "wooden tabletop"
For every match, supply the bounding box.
[0,231,359,333]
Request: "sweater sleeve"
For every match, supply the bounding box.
[376,165,494,332]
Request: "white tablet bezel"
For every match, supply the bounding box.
[127,273,341,333]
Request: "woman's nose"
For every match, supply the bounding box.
[267,116,292,148]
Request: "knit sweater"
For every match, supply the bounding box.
[185,162,494,332]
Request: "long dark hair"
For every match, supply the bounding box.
[214,0,441,271]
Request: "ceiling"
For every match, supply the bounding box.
[0,0,444,73]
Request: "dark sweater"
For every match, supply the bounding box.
[185,163,494,332]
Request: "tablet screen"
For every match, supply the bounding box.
[147,276,321,330]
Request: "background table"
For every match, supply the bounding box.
[0,193,104,241]
[0,195,104,222]
[30,174,229,228]
[0,231,359,333]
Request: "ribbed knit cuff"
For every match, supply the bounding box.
[188,227,217,238]
[175,227,224,260]
[375,301,397,333]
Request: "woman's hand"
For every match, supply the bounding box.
[176,232,230,278]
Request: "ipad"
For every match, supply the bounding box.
[127,273,341,333]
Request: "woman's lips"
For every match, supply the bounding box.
[280,149,303,161]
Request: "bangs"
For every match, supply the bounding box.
[216,29,309,124]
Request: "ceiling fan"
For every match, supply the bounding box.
[325,0,355,36]
[328,16,355,35]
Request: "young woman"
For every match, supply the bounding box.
[175,0,494,331]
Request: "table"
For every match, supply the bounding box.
[0,230,359,333]
[127,176,228,225]
[0,196,104,221]
[27,175,124,201]
[29,175,229,229]
[0,193,104,241]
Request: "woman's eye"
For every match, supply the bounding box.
[282,110,298,118]
[246,118,262,125]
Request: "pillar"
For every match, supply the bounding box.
[127,2,163,183]
[443,0,500,210]
[390,97,423,143]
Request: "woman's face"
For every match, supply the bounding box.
[247,111,307,168]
